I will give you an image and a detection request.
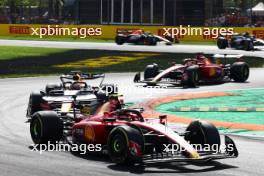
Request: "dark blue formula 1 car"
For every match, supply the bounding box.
[217,33,264,51]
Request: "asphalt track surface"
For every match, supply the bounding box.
[0,39,264,58]
[0,70,264,176]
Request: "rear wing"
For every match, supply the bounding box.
[60,71,105,80]
[60,71,105,87]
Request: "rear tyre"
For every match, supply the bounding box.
[144,64,159,80]
[30,111,63,144]
[217,38,228,49]
[185,120,220,149]
[230,62,249,82]
[115,35,126,45]
[27,91,44,117]
[108,126,144,164]
[183,66,199,88]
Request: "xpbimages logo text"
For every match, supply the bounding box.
[31,25,102,39]
[30,141,102,155]
[163,25,234,39]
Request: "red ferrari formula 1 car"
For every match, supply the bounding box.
[134,53,249,87]
[30,97,238,165]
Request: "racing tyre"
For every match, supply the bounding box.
[217,38,228,49]
[108,126,144,164]
[183,66,200,88]
[45,83,62,94]
[115,35,126,45]
[243,40,254,51]
[146,37,157,46]
[144,64,159,80]
[30,111,63,144]
[27,91,44,117]
[230,62,249,82]
[185,120,221,149]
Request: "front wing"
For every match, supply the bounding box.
[143,136,238,164]
[144,151,237,164]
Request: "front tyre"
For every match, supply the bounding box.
[30,111,63,144]
[231,62,249,82]
[185,120,221,149]
[144,64,159,80]
[183,66,199,88]
[146,37,157,46]
[107,126,144,164]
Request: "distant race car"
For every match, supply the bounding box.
[26,71,118,120]
[30,102,238,164]
[217,32,264,51]
[134,53,249,87]
[115,29,173,45]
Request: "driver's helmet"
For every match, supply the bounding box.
[73,74,81,81]
[243,32,250,37]
[132,29,143,35]
[71,74,82,90]
[196,53,205,60]
[145,31,151,34]
[196,53,210,64]
[108,94,122,112]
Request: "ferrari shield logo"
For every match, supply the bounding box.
[85,125,95,142]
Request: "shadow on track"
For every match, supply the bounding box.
[67,149,238,174]
[107,161,238,174]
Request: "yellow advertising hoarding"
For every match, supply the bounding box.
[1,24,264,42]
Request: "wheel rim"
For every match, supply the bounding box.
[109,134,129,163]
[113,139,122,152]
[31,117,42,142]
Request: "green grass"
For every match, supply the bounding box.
[0,46,263,78]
